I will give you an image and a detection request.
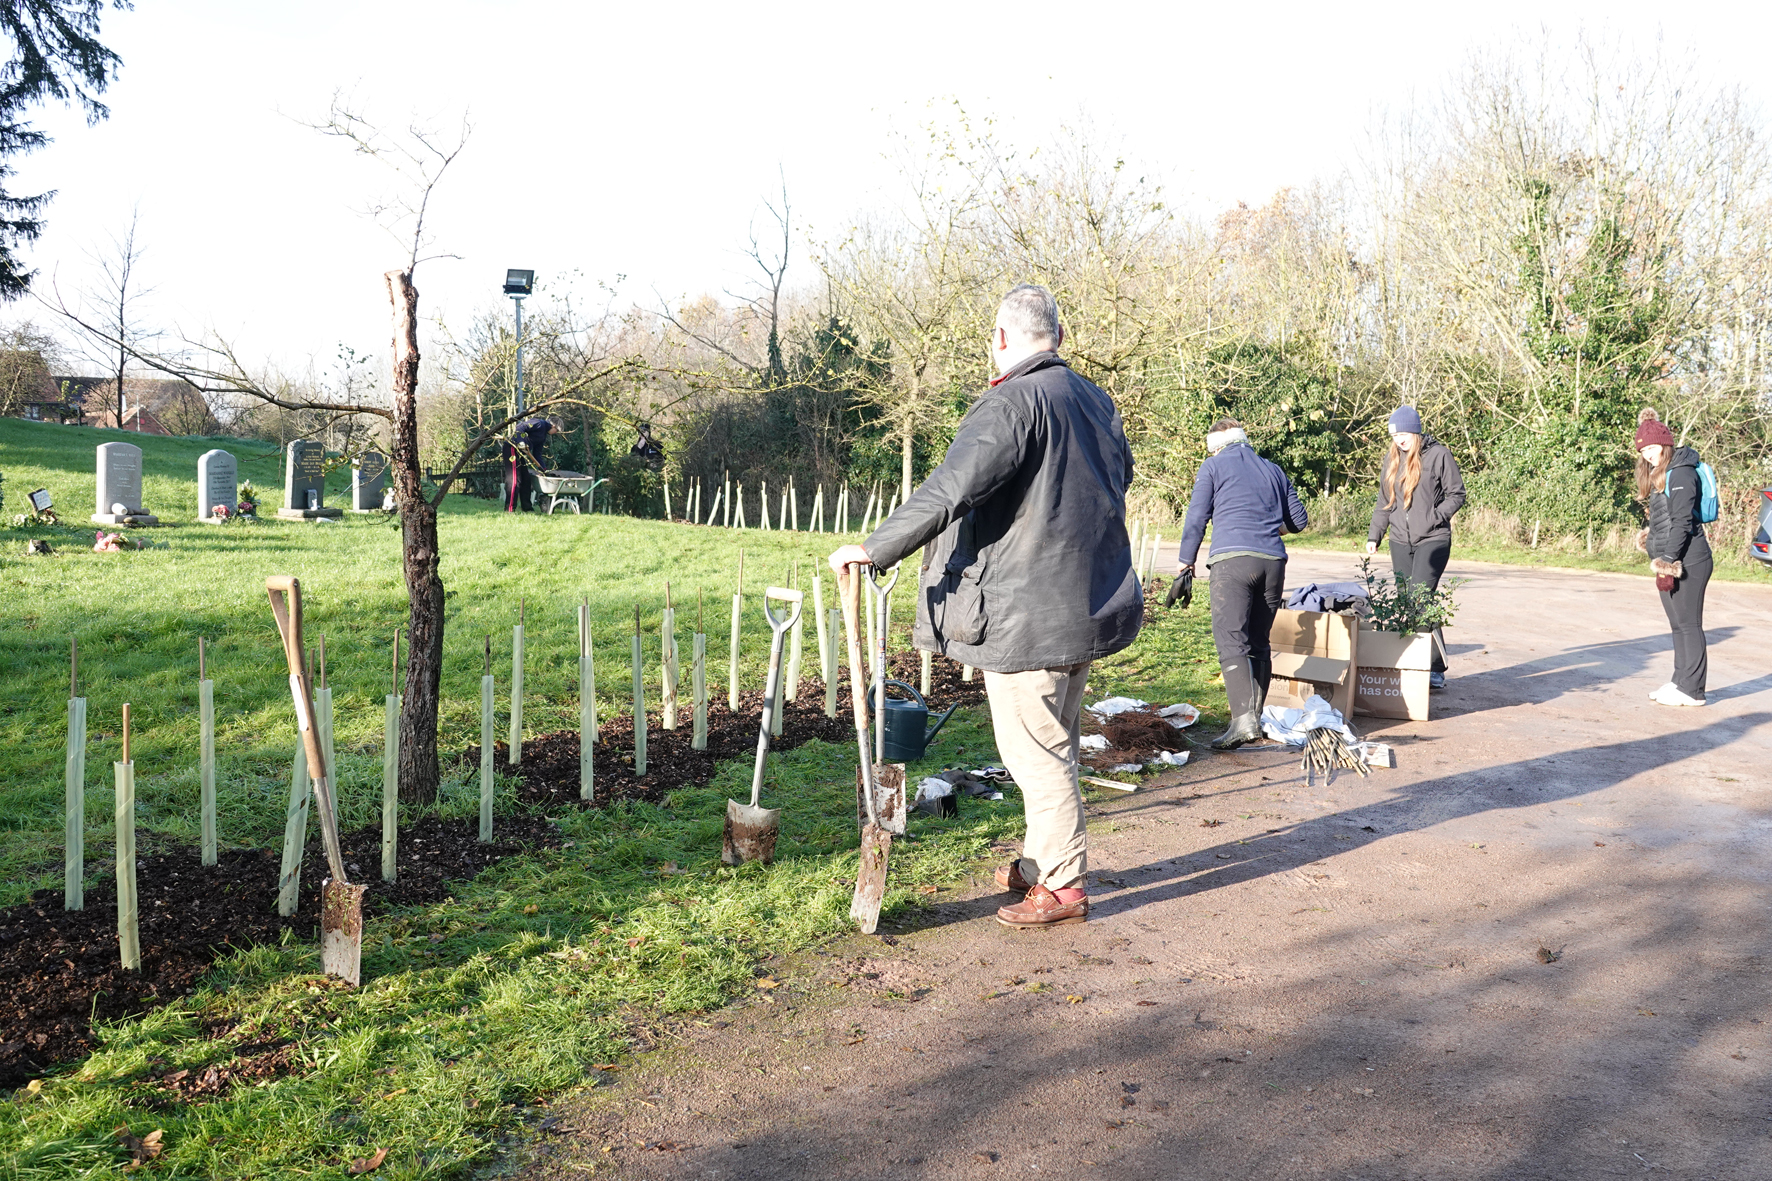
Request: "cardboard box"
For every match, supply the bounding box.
[1267,608,1359,717]
[1354,626,1434,720]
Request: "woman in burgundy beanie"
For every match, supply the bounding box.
[1633,407,1710,707]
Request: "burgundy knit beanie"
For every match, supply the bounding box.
[1633,407,1674,451]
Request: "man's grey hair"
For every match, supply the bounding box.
[996,284,1061,345]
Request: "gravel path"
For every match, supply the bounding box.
[517,556,1772,1181]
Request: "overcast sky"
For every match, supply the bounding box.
[8,1,1770,379]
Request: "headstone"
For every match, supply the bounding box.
[92,441,158,525]
[277,440,341,520]
[196,449,237,522]
[352,450,389,512]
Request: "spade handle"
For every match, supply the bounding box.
[266,576,348,885]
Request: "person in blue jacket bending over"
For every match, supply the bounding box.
[1173,418,1309,750]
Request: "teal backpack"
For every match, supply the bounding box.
[1668,459,1720,524]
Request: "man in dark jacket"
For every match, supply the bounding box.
[1174,419,1308,749]
[829,284,1142,929]
[506,416,555,512]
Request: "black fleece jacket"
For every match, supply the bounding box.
[1647,446,1712,565]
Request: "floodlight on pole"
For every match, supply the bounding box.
[503,269,534,416]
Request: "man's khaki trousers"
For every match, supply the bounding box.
[983,661,1090,890]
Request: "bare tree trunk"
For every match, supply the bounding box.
[902,420,913,503]
[387,268,444,803]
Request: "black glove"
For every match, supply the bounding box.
[1166,566,1194,609]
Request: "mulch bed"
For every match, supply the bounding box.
[474,656,986,809]
[0,813,557,1090]
[1,650,985,1089]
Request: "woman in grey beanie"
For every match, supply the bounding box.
[1367,406,1466,689]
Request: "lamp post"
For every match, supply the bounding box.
[503,269,535,418]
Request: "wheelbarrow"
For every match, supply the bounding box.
[535,471,606,515]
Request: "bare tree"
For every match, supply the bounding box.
[48,99,641,802]
[57,204,155,428]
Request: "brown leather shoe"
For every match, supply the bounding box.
[993,861,1034,894]
[996,884,1088,928]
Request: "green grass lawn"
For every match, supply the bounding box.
[0,418,1223,1178]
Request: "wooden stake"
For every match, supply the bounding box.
[199,638,216,867]
[510,603,525,766]
[632,605,647,777]
[115,703,139,971]
[65,687,86,910]
[71,634,78,699]
[662,582,678,730]
[579,602,595,801]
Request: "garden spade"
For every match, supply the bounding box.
[840,564,890,933]
[722,585,802,864]
[266,575,365,986]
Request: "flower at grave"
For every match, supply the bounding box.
[93,531,140,553]
[212,504,231,520]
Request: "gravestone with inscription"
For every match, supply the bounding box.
[278,440,341,520]
[92,441,159,526]
[351,450,389,511]
[196,449,238,522]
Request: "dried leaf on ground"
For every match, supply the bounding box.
[347,1147,389,1174]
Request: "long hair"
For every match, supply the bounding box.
[1634,407,1672,499]
[1635,449,1671,499]
[1382,440,1422,510]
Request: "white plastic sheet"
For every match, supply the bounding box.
[1087,696,1149,717]
[1158,703,1201,728]
[1260,694,1358,747]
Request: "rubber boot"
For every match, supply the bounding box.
[1250,656,1272,717]
[1210,660,1263,750]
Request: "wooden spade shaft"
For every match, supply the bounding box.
[265,577,346,885]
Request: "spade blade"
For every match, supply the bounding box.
[856,763,907,836]
[849,822,890,933]
[722,798,782,865]
[320,879,366,986]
